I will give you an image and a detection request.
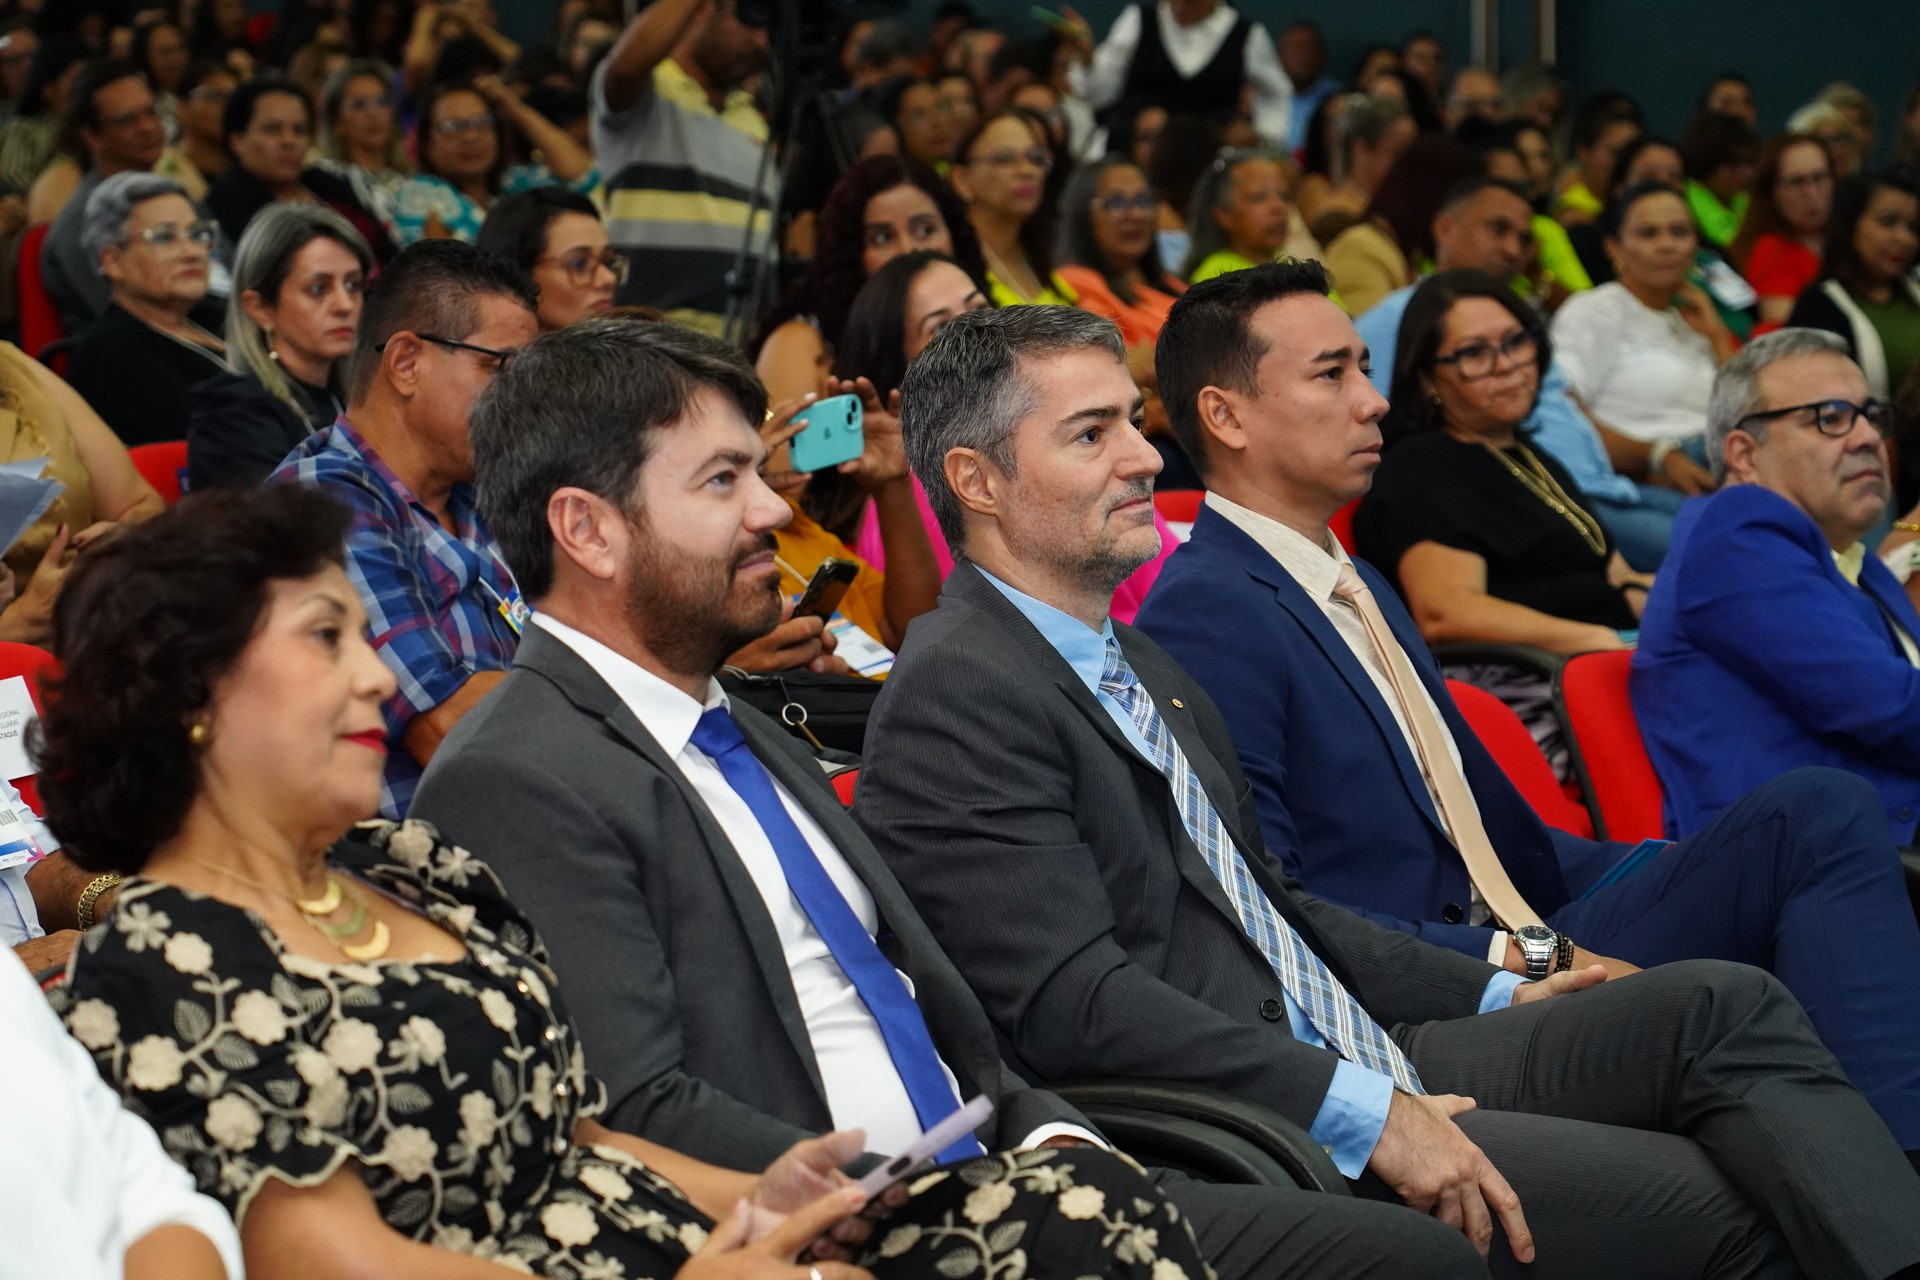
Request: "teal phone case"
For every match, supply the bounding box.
[789,393,865,472]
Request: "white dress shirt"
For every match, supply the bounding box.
[532,615,1094,1155]
[0,950,242,1280]
[1070,2,1292,148]
[1206,494,1509,963]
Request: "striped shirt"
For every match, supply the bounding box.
[270,418,521,818]
[592,58,777,336]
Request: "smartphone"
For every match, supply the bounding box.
[856,1096,996,1196]
[788,393,865,473]
[794,558,860,621]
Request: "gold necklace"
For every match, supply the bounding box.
[179,855,392,961]
[1479,441,1608,558]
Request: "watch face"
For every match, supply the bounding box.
[1516,924,1553,944]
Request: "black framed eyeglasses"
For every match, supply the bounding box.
[1432,327,1541,380]
[376,332,520,372]
[1732,398,1896,438]
[535,247,631,286]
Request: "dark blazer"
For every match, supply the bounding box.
[855,562,1501,1137]
[409,625,1087,1172]
[1633,484,1920,842]
[204,164,397,264]
[66,304,228,447]
[1134,506,1631,958]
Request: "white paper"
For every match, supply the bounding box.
[0,470,63,557]
[0,676,38,781]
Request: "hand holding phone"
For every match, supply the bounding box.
[789,393,865,473]
[856,1096,995,1196]
[794,558,860,621]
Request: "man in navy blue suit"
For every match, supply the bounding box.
[1633,327,1920,844]
[1134,261,1920,1160]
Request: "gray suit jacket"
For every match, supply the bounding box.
[410,625,1089,1172]
[856,563,1504,1135]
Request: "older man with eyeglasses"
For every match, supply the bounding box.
[1635,328,1920,851]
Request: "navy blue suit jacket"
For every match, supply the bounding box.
[1632,484,1920,843]
[1135,505,1631,959]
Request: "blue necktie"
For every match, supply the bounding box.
[690,706,986,1162]
[1099,642,1424,1094]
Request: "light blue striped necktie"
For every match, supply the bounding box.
[1099,640,1423,1093]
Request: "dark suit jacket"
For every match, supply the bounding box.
[409,625,1087,1172]
[855,563,1502,1137]
[1633,483,1920,842]
[1134,506,1631,958]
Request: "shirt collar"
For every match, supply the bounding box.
[333,414,483,536]
[1833,541,1868,586]
[531,613,725,757]
[976,567,1116,694]
[1204,491,1351,601]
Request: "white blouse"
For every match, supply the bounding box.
[1550,282,1716,443]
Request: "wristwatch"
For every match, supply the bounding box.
[1513,923,1563,981]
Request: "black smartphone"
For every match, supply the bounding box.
[793,558,860,620]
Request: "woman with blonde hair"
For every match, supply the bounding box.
[187,204,372,490]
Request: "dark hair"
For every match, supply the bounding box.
[1369,67,1443,136]
[189,0,252,55]
[1602,134,1683,198]
[1363,136,1484,266]
[1599,179,1688,241]
[1680,111,1759,182]
[348,0,409,63]
[1380,268,1551,446]
[1822,171,1920,294]
[177,56,233,100]
[953,106,1058,283]
[61,58,145,163]
[852,19,919,70]
[1729,133,1833,269]
[221,75,311,155]
[1055,156,1177,307]
[754,154,983,354]
[1157,259,1335,478]
[130,19,188,94]
[476,185,600,276]
[472,316,768,600]
[1697,71,1753,112]
[33,488,353,874]
[1345,42,1397,89]
[1570,92,1643,151]
[1299,93,1340,179]
[428,34,505,87]
[414,79,506,195]
[1149,110,1231,214]
[348,240,537,401]
[19,34,93,120]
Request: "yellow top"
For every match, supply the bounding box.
[986,269,1077,307]
[1555,181,1603,221]
[1322,221,1410,317]
[775,501,890,649]
[0,342,93,586]
[1834,543,1920,666]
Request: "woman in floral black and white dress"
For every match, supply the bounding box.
[40,485,1214,1280]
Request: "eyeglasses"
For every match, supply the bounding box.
[342,93,393,112]
[127,219,219,251]
[1432,327,1541,380]
[1776,170,1833,193]
[966,146,1051,173]
[101,102,161,130]
[433,112,496,137]
[536,247,630,286]
[376,332,520,372]
[1090,192,1157,216]
[1732,398,1896,439]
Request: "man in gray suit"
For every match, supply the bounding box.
[409,314,1487,1280]
[854,303,1920,1280]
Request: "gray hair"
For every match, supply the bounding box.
[225,203,372,417]
[1705,327,1853,480]
[897,305,1126,552]
[80,171,190,275]
[1786,100,1850,137]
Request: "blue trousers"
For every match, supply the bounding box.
[1590,482,1688,571]
[1549,767,1920,1148]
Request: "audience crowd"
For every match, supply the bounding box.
[4,3,1920,1279]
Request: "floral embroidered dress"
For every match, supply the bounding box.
[56,820,1213,1280]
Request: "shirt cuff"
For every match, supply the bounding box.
[1480,970,1528,1013]
[1485,930,1510,966]
[1017,1123,1109,1152]
[1307,1059,1395,1178]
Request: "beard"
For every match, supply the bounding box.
[623,514,784,681]
[1008,479,1160,600]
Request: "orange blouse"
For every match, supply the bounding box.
[1056,266,1185,350]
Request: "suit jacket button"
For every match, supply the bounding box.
[1258,997,1284,1022]
[1441,903,1464,924]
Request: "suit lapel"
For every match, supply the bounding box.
[513,630,827,1102]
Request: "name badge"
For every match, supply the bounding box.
[0,803,44,871]
[494,586,531,636]
[826,614,895,678]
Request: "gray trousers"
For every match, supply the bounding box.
[1378,959,1920,1280]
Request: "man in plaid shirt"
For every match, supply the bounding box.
[273,243,540,818]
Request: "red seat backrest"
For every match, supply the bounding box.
[129,440,190,506]
[1152,489,1204,524]
[1329,499,1358,554]
[18,223,66,375]
[1444,679,1593,839]
[1555,650,1666,841]
[830,768,858,806]
[0,641,60,816]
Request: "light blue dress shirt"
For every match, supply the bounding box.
[1355,285,1641,505]
[980,568,1523,1174]
[1288,76,1342,152]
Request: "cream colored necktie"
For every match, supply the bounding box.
[1330,565,1545,929]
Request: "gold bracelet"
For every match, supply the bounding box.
[75,873,123,931]
[1893,522,1920,534]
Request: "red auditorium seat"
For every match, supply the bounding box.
[0,641,59,816]
[1153,489,1203,524]
[129,440,190,506]
[1555,650,1667,842]
[18,224,67,375]
[1446,678,1593,838]
[1329,499,1358,554]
